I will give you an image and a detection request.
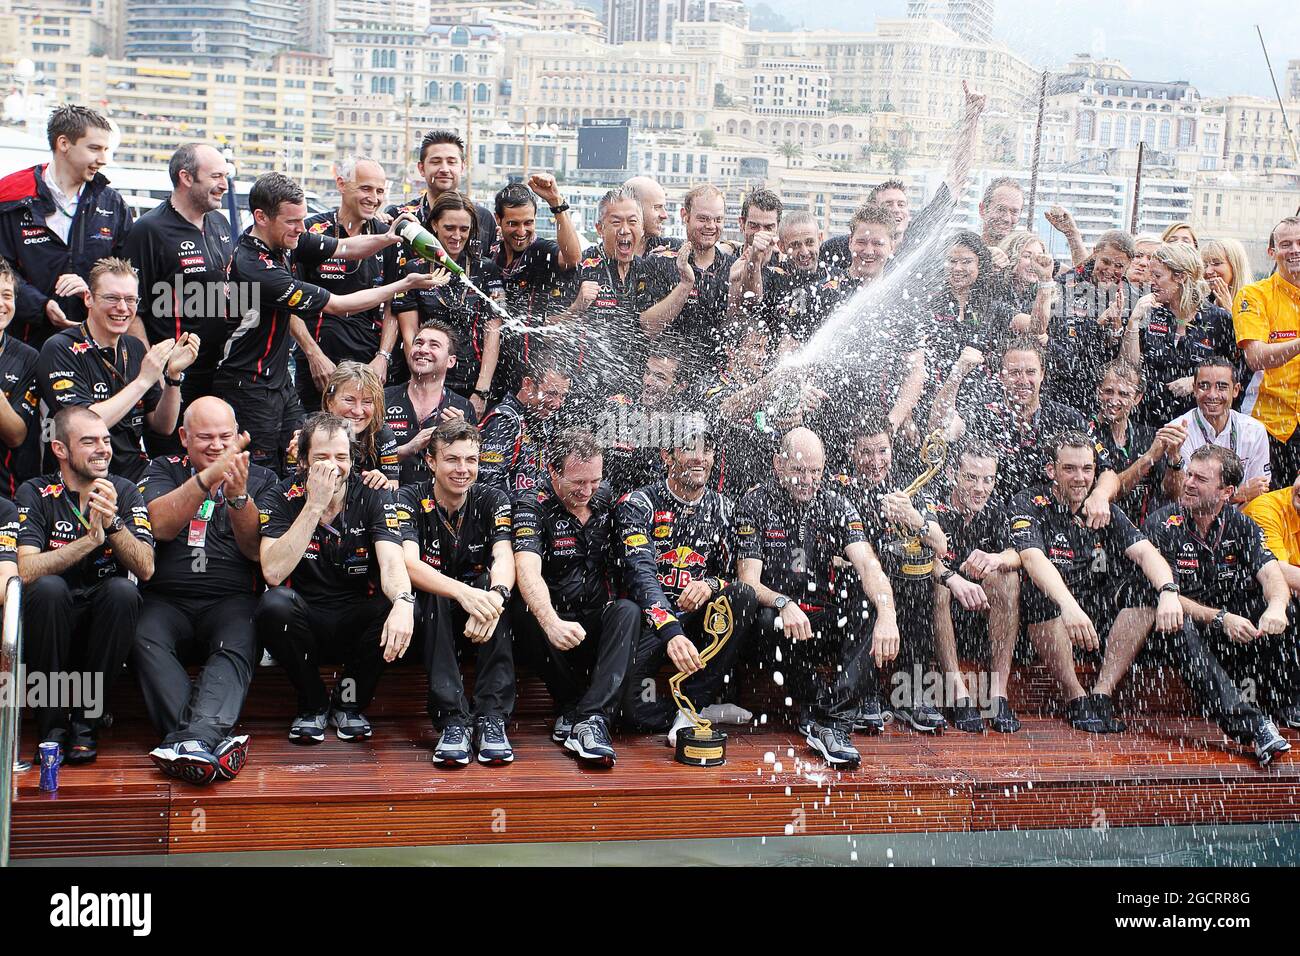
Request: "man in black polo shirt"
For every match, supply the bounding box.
[491,176,581,393]
[386,130,496,256]
[386,319,476,486]
[135,396,277,784]
[757,211,840,347]
[395,420,517,767]
[512,428,639,766]
[16,407,154,763]
[216,172,436,476]
[595,346,685,499]
[736,428,901,768]
[123,142,234,409]
[0,260,40,497]
[292,157,403,413]
[935,336,1121,515]
[1010,432,1186,735]
[616,419,758,740]
[38,257,198,481]
[664,184,739,376]
[477,348,572,496]
[255,412,415,744]
[931,442,1023,732]
[623,176,681,257]
[558,186,694,399]
[1144,445,1294,764]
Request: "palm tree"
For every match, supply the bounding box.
[778,142,803,163]
[886,145,912,175]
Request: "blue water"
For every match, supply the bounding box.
[15,823,1300,867]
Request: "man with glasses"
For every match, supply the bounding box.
[1168,357,1271,504]
[37,258,199,481]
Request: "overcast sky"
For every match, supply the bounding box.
[756,0,1300,99]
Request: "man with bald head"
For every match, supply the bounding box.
[124,142,235,415]
[293,156,403,413]
[735,427,902,768]
[623,175,682,256]
[134,395,278,784]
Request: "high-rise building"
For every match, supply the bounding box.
[906,0,994,45]
[123,0,301,67]
[606,0,747,45]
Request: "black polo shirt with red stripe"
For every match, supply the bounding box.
[382,382,476,485]
[218,229,337,389]
[0,331,39,497]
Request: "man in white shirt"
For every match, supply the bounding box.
[1169,357,1271,503]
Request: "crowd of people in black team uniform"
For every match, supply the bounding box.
[4,90,1300,785]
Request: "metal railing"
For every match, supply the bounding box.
[1,575,28,868]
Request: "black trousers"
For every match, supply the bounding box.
[621,583,758,733]
[744,602,878,733]
[215,373,304,476]
[132,592,258,749]
[1153,618,1272,742]
[511,598,639,722]
[1269,429,1300,489]
[22,575,141,741]
[254,587,391,715]
[424,574,516,729]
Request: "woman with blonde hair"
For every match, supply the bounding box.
[288,361,400,489]
[1122,241,1237,425]
[1201,237,1253,312]
[1161,221,1199,247]
[997,229,1056,334]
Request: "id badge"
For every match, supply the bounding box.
[188,518,209,548]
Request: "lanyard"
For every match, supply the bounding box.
[1193,409,1237,457]
[66,491,94,533]
[79,324,129,388]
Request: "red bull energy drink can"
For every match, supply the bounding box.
[39,741,62,792]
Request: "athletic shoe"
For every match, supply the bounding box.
[434,724,472,767]
[1278,701,1300,730]
[666,710,695,747]
[989,697,1022,734]
[565,715,616,767]
[1089,693,1127,733]
[950,699,985,734]
[1066,695,1107,733]
[288,709,329,744]
[149,740,219,785]
[552,713,575,744]
[473,716,515,765]
[700,703,753,725]
[65,721,97,764]
[213,735,250,781]
[806,723,861,768]
[258,649,277,667]
[894,702,947,733]
[852,698,891,735]
[330,708,373,741]
[1254,721,1291,767]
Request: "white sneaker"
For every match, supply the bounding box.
[258,649,277,667]
[700,703,753,725]
[666,710,695,747]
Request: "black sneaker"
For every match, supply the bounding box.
[552,713,575,744]
[1253,720,1292,766]
[1066,695,1107,733]
[565,715,616,767]
[149,740,218,785]
[852,698,891,735]
[894,701,947,733]
[806,722,861,768]
[1278,701,1300,730]
[433,723,472,767]
[65,721,97,764]
[473,716,515,765]
[213,735,250,781]
[950,699,984,733]
[288,709,328,744]
[329,708,373,741]
[1089,693,1127,733]
[989,697,1022,734]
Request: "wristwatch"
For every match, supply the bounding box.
[227,494,249,510]
[490,584,512,603]
[1213,608,1227,632]
[164,372,185,387]
[1167,457,1185,471]
[108,514,124,534]
[473,388,490,400]
[1158,582,1180,595]
[773,595,790,611]
[549,202,570,215]
[940,568,958,586]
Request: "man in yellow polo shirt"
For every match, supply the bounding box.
[1243,473,1300,728]
[1236,216,1300,485]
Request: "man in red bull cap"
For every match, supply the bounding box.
[616,415,758,740]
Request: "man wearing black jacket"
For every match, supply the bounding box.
[0,105,133,346]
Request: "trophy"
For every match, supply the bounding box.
[669,594,735,767]
[883,430,948,578]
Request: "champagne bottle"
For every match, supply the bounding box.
[396,221,466,278]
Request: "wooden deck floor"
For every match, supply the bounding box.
[9,663,1300,859]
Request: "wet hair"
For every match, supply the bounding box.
[1191,444,1243,489]
[947,230,993,281]
[429,419,481,458]
[1151,241,1205,316]
[740,187,782,222]
[956,441,1000,471]
[849,203,895,237]
[551,428,603,473]
[87,257,137,294]
[867,179,907,203]
[981,176,1023,208]
[597,186,639,223]
[682,183,724,214]
[999,335,1045,371]
[419,129,466,163]
[1092,229,1136,260]
[249,172,304,219]
[323,361,386,467]
[298,412,353,466]
[1099,358,1143,391]
[494,182,537,218]
[1193,354,1238,385]
[46,103,112,151]
[1051,430,1096,464]
[779,210,817,237]
[855,415,892,443]
[429,190,479,239]
[522,346,573,386]
[416,318,457,357]
[1269,216,1300,251]
[998,229,1045,275]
